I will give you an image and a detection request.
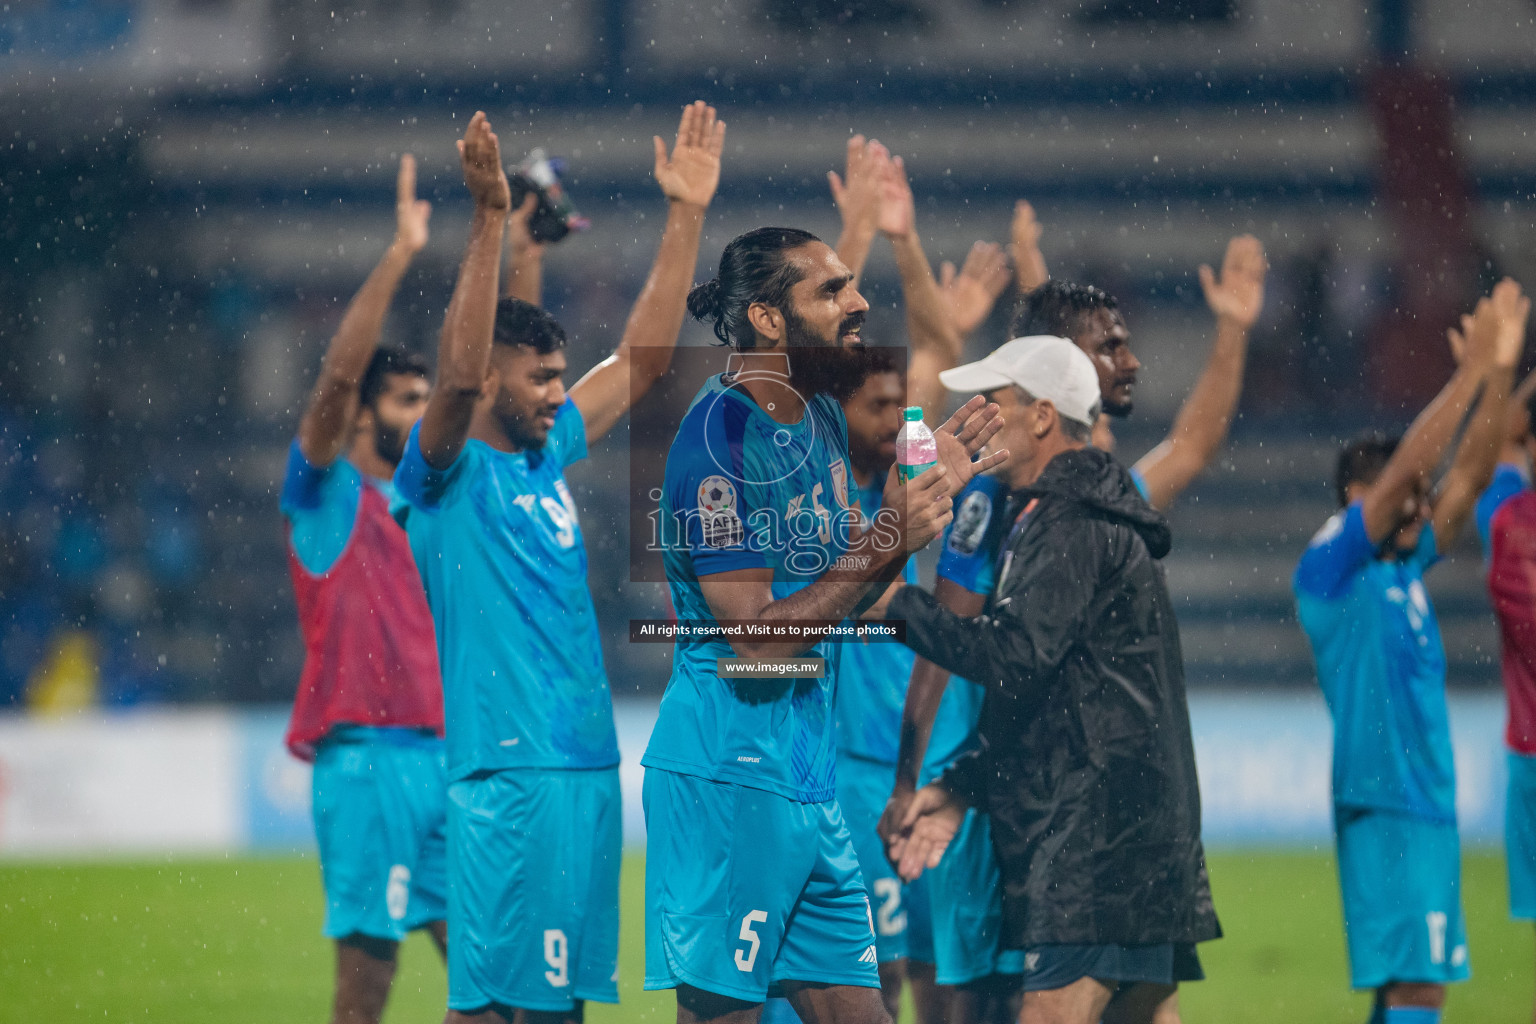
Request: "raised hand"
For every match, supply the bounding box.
[828,135,888,236]
[1198,234,1267,330]
[1457,282,1530,371]
[878,398,1007,555]
[876,154,916,240]
[933,395,1008,496]
[1010,199,1049,292]
[395,154,432,253]
[881,461,955,556]
[1446,312,1474,366]
[507,192,542,257]
[653,100,726,209]
[1490,278,1531,370]
[458,111,510,211]
[939,241,1011,336]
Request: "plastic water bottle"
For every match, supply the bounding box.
[894,407,938,482]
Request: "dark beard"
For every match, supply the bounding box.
[496,410,551,452]
[373,419,407,465]
[1103,398,1133,418]
[783,308,867,399]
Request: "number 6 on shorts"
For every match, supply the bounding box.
[734,910,768,973]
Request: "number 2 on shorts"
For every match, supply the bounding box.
[734,910,769,973]
[872,877,906,936]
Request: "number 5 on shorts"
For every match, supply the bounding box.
[734,910,769,973]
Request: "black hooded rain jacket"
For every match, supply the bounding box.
[887,446,1220,949]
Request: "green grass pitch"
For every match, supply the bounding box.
[0,851,1530,1022]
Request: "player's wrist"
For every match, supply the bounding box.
[388,235,422,259]
[665,197,710,219]
[472,195,512,215]
[839,217,878,242]
[1213,310,1255,333]
[509,239,544,261]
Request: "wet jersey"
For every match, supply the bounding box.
[281,443,443,760]
[1294,502,1455,821]
[644,374,856,803]
[394,400,620,780]
[832,474,921,766]
[1478,463,1536,755]
[930,473,1016,769]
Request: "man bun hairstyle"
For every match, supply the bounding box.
[1011,280,1119,341]
[360,345,431,410]
[1335,432,1401,508]
[492,297,567,354]
[685,278,725,326]
[687,227,822,349]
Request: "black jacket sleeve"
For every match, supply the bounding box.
[937,747,990,810]
[890,516,1108,693]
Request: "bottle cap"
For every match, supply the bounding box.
[903,406,923,422]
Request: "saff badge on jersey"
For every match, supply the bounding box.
[947,489,993,556]
[698,475,745,548]
[829,459,851,510]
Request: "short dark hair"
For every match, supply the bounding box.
[492,297,567,354]
[687,227,822,350]
[359,345,430,409]
[829,346,904,403]
[1011,281,1119,341]
[1335,432,1401,508]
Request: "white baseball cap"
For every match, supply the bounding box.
[938,335,1102,427]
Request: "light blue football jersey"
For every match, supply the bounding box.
[1294,501,1456,821]
[1476,462,1527,553]
[394,399,620,780]
[927,474,1016,770]
[281,440,367,575]
[835,474,971,779]
[833,473,919,765]
[643,374,859,803]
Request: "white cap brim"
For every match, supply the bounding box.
[939,362,1015,394]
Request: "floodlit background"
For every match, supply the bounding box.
[3,0,1536,1020]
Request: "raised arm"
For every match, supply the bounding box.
[829,135,888,288]
[1432,279,1530,550]
[938,241,1011,340]
[417,112,511,470]
[297,155,431,466]
[1500,368,1536,465]
[503,193,545,306]
[879,156,964,422]
[1359,291,1506,545]
[699,399,1006,658]
[1010,200,1049,294]
[569,101,725,445]
[1132,235,1266,511]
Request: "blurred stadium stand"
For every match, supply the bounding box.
[3,0,1535,705]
